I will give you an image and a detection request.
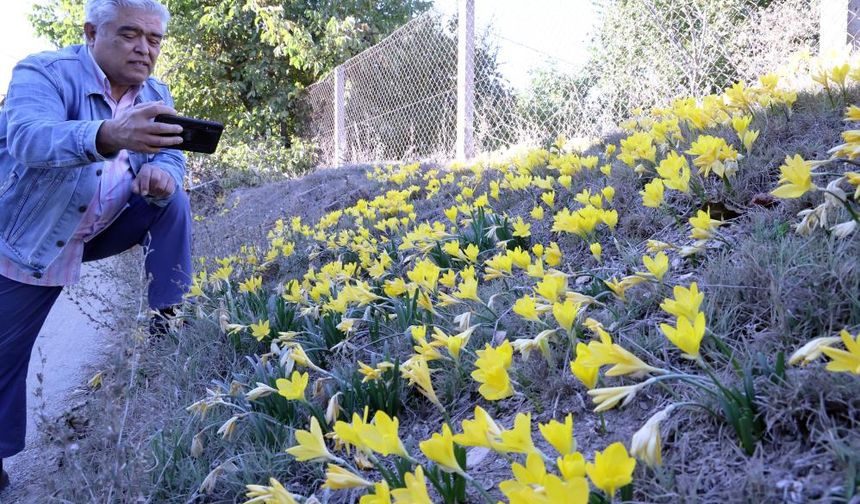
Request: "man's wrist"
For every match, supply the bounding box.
[95,119,119,157]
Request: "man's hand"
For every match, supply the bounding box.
[96,102,183,156]
[132,163,175,198]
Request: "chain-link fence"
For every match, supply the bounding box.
[299,0,851,167]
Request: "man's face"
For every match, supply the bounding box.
[85,7,164,88]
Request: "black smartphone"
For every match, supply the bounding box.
[154,114,224,154]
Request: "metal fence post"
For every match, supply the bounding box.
[334,65,346,167]
[457,0,475,162]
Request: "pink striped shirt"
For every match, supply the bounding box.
[0,46,138,286]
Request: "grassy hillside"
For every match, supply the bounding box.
[40,59,860,503]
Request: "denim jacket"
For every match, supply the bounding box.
[0,44,185,278]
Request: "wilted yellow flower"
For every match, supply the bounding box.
[322,464,373,489]
[585,442,636,497]
[630,405,673,467]
[587,383,643,413]
[788,336,841,366]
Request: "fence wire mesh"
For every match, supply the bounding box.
[300,0,827,167]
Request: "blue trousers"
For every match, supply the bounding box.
[0,191,192,458]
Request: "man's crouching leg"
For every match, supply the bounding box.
[83,191,193,335]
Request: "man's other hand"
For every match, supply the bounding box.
[96,102,183,156]
[132,163,175,198]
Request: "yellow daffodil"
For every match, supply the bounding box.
[656,151,690,193]
[689,208,725,241]
[401,357,443,409]
[391,466,433,504]
[585,442,636,497]
[590,242,602,262]
[535,273,567,303]
[820,329,860,374]
[660,283,704,323]
[513,295,543,322]
[513,216,532,238]
[640,178,665,208]
[553,298,580,333]
[570,342,600,389]
[496,412,538,455]
[419,424,465,475]
[558,451,587,480]
[545,241,563,267]
[641,252,669,281]
[538,413,575,455]
[453,406,503,448]
[276,371,309,401]
[660,311,707,359]
[471,341,515,400]
[771,154,818,199]
[245,477,298,504]
[452,277,480,303]
[587,340,665,378]
[250,319,271,341]
[359,481,392,504]
[286,416,334,462]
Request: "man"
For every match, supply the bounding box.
[0,0,191,491]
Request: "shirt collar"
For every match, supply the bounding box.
[83,44,142,103]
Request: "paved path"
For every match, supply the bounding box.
[2,263,119,502]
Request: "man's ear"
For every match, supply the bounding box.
[83,22,97,46]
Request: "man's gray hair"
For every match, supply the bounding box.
[85,0,170,31]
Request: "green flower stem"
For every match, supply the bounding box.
[464,473,496,504]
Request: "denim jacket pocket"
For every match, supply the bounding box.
[5,171,66,243]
